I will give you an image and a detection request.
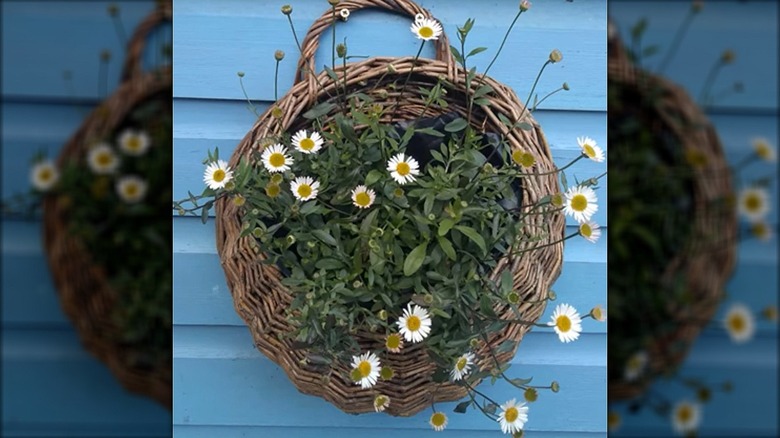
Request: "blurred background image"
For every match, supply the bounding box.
[2,1,171,436]
[607,0,778,436]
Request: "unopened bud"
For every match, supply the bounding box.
[562,82,570,91]
[237,71,245,78]
[336,43,347,59]
[275,50,285,61]
[519,0,531,11]
[549,49,563,63]
[281,4,292,15]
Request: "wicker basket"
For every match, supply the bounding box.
[42,3,172,408]
[216,0,564,416]
[607,26,737,401]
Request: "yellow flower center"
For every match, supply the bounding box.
[269,152,286,168]
[456,357,468,371]
[556,315,572,332]
[580,223,592,237]
[380,366,394,380]
[300,138,315,151]
[512,150,535,168]
[212,169,226,183]
[592,307,603,321]
[756,142,770,158]
[571,194,588,212]
[396,161,411,176]
[375,396,388,408]
[677,405,692,423]
[297,184,312,198]
[127,136,141,150]
[266,184,281,198]
[271,173,284,184]
[358,360,372,378]
[355,191,371,206]
[583,144,595,158]
[124,184,138,197]
[386,334,401,350]
[628,356,642,370]
[418,26,434,38]
[751,223,768,238]
[39,168,52,181]
[608,412,620,429]
[97,152,113,166]
[431,412,446,427]
[406,315,421,331]
[504,407,519,423]
[744,194,762,212]
[727,314,745,332]
[551,194,563,207]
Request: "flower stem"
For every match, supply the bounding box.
[331,6,337,72]
[482,10,523,80]
[698,59,725,106]
[274,60,281,101]
[111,14,127,48]
[522,60,552,118]
[239,75,261,118]
[532,86,565,112]
[657,8,697,74]
[390,40,426,120]
[489,232,578,261]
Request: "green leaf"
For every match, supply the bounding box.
[438,218,456,236]
[467,47,488,57]
[403,241,428,276]
[473,84,494,98]
[437,236,456,261]
[303,102,336,119]
[450,45,464,64]
[312,229,338,246]
[516,122,533,131]
[454,225,486,254]
[497,339,516,354]
[454,401,471,414]
[315,258,344,270]
[415,127,445,138]
[360,209,379,236]
[365,169,383,186]
[444,118,468,133]
[501,269,513,295]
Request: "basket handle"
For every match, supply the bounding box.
[119,0,172,82]
[293,0,455,87]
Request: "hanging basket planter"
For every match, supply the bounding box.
[606,26,737,401]
[213,0,567,417]
[42,3,172,408]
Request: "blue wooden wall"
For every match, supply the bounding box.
[172,1,606,437]
[1,1,171,436]
[608,1,778,436]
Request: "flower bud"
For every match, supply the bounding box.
[107,4,119,16]
[378,309,388,320]
[692,0,703,13]
[551,381,560,392]
[524,388,538,402]
[336,43,347,59]
[562,82,570,91]
[237,71,245,78]
[519,0,531,11]
[281,4,292,15]
[274,50,285,61]
[549,49,563,63]
[721,49,735,64]
[328,0,340,6]
[547,290,557,301]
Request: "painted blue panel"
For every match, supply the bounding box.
[608,0,778,111]
[173,325,606,433]
[172,0,607,111]
[174,425,605,438]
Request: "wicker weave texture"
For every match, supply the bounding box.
[607,30,737,401]
[216,0,565,417]
[42,3,172,408]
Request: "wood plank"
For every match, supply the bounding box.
[2,328,171,435]
[172,0,607,111]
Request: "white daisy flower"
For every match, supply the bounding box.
[203,159,233,190]
[87,143,120,174]
[118,129,151,156]
[396,303,432,343]
[339,8,350,20]
[387,153,420,185]
[563,185,598,223]
[291,129,324,154]
[751,221,774,242]
[429,412,448,432]
[497,398,528,435]
[374,394,390,412]
[410,17,443,41]
[737,187,769,222]
[548,303,582,343]
[30,160,59,192]
[577,136,605,162]
[261,143,294,173]
[752,137,776,162]
[385,333,404,353]
[115,175,148,203]
[450,352,475,381]
[723,303,755,343]
[290,176,320,201]
[671,400,701,435]
[351,185,376,209]
[350,351,381,389]
[624,351,648,381]
[578,220,601,243]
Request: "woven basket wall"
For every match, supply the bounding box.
[216,0,565,417]
[42,3,172,408]
[607,25,737,401]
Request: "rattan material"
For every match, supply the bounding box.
[607,27,737,401]
[216,0,564,416]
[42,3,172,408]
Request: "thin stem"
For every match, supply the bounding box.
[99,57,108,98]
[462,379,501,409]
[331,6,337,72]
[532,86,565,112]
[487,232,578,261]
[286,14,332,99]
[287,15,303,54]
[522,60,551,117]
[657,8,696,74]
[390,40,426,120]
[111,14,128,48]
[482,10,523,80]
[698,60,724,106]
[239,75,261,118]
[274,60,281,101]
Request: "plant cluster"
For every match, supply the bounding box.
[176,1,606,433]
